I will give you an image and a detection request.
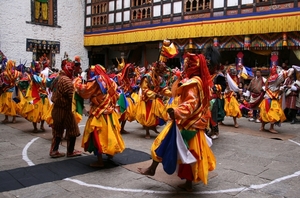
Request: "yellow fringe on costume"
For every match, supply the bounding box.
[151,121,216,184]
[259,99,286,123]
[136,98,168,126]
[224,95,242,118]
[0,92,18,116]
[82,111,125,156]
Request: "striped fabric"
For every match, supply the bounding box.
[51,107,80,138]
[51,72,74,110]
[51,71,80,138]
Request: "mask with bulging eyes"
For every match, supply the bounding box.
[229,67,237,75]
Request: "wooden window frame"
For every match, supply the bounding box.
[30,0,58,27]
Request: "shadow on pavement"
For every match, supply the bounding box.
[0,148,151,192]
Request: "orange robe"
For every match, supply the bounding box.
[223,89,242,118]
[135,71,171,127]
[151,76,216,184]
[0,61,21,116]
[74,76,125,156]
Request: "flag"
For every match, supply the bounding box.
[155,122,197,175]
[176,125,197,164]
[240,66,254,79]
[155,122,178,175]
[117,92,129,113]
[159,41,178,62]
[245,66,254,77]
[226,74,240,92]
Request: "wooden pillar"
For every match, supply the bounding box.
[121,0,124,28]
[253,0,256,12]
[160,0,163,23]
[238,0,241,14]
[210,0,214,17]
[181,0,184,21]
[113,0,116,29]
[224,0,227,16]
[171,0,174,22]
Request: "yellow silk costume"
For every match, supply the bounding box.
[17,73,50,123]
[115,70,138,122]
[259,99,286,123]
[151,76,216,184]
[259,68,289,123]
[74,76,125,156]
[0,60,20,117]
[0,91,18,116]
[223,90,242,118]
[135,71,171,127]
[125,92,138,122]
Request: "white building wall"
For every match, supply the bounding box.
[0,0,88,70]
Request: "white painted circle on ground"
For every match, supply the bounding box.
[22,137,300,195]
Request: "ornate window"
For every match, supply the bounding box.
[192,0,197,11]
[147,8,151,18]
[204,0,210,9]
[132,8,151,20]
[185,0,210,12]
[142,9,146,18]
[132,0,151,7]
[31,0,57,26]
[26,38,60,69]
[93,3,107,14]
[92,15,107,25]
[91,1,107,26]
[186,0,191,12]
[133,10,137,19]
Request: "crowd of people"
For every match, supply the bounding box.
[1,44,300,191]
[233,64,300,131]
